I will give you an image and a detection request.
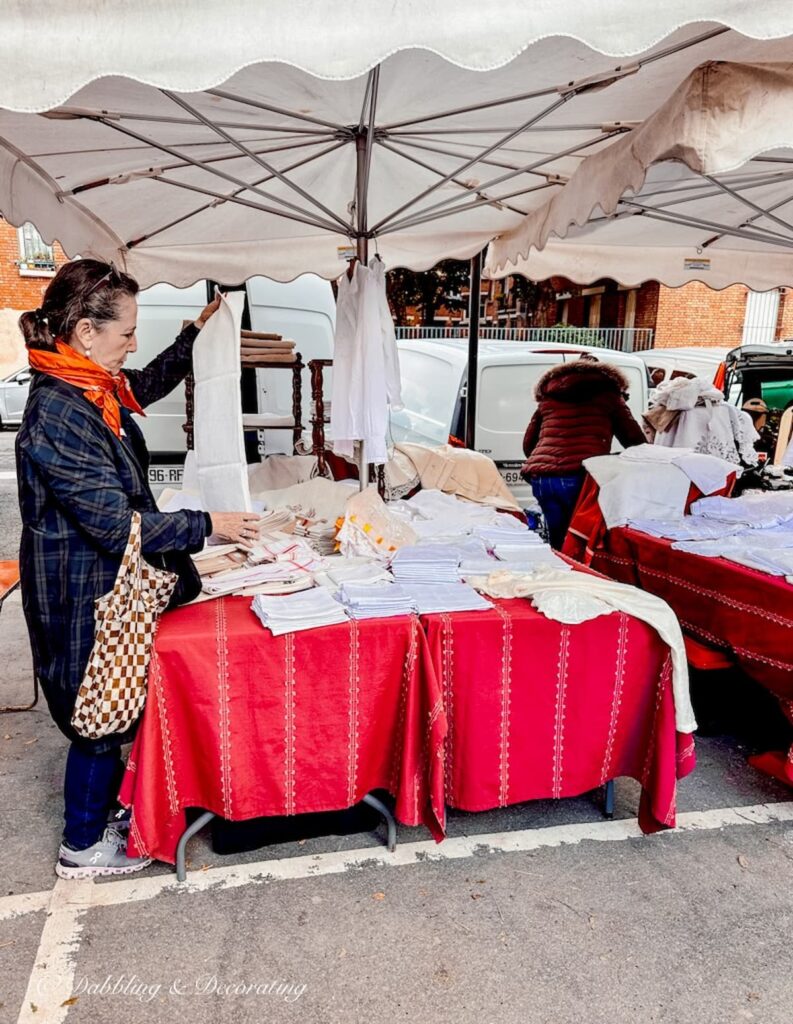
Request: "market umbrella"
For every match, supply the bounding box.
[1,5,792,452]
[0,9,792,286]
[486,61,793,290]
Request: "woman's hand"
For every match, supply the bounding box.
[209,511,261,546]
[194,294,222,329]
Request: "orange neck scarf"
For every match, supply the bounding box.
[28,340,145,438]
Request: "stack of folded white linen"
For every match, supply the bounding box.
[192,544,248,577]
[314,560,394,591]
[293,516,337,555]
[627,516,743,541]
[202,561,313,597]
[337,582,418,619]
[390,544,462,583]
[672,528,793,577]
[496,547,573,573]
[398,582,493,614]
[257,508,296,535]
[247,534,323,572]
[690,493,793,529]
[252,588,348,636]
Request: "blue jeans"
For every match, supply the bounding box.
[530,473,585,550]
[63,744,124,849]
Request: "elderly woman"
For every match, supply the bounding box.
[16,259,259,879]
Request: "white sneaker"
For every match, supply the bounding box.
[56,826,152,879]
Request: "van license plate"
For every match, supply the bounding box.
[148,465,184,486]
[498,465,524,486]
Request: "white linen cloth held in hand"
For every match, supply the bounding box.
[328,259,402,465]
[192,290,252,512]
[470,568,696,734]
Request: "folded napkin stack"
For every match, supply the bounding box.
[399,582,493,614]
[294,516,337,555]
[202,561,310,597]
[390,544,462,583]
[247,535,322,572]
[252,588,348,636]
[336,582,418,620]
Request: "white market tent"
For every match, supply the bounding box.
[486,61,793,291]
[1,3,793,288]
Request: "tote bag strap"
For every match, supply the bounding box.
[110,511,143,604]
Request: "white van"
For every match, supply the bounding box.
[390,338,649,506]
[636,346,728,388]
[126,275,335,482]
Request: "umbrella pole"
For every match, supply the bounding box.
[356,130,370,491]
[465,250,483,450]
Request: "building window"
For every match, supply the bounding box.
[17,223,56,275]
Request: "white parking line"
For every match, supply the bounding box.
[0,470,17,480]
[8,800,793,1023]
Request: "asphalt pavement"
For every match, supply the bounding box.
[1,429,792,1024]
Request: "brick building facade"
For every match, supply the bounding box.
[423,273,793,351]
[0,216,67,376]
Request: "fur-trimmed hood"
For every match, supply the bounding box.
[535,359,630,403]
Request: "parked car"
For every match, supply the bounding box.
[636,346,729,388]
[0,366,32,428]
[724,343,793,411]
[390,338,649,506]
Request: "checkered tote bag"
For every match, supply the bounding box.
[71,511,178,739]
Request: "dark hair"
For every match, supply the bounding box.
[19,259,139,352]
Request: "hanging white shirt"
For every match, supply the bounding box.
[328,260,402,465]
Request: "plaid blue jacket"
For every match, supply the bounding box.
[16,324,208,750]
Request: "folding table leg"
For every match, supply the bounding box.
[176,810,216,882]
[603,780,615,819]
[362,793,397,852]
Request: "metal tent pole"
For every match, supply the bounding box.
[465,250,483,451]
[356,117,371,491]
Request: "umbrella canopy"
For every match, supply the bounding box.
[486,61,793,289]
[1,6,792,286]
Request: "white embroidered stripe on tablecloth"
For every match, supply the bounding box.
[215,599,233,819]
[601,613,629,785]
[152,651,179,818]
[347,619,360,807]
[284,632,296,817]
[553,627,571,799]
[494,605,513,807]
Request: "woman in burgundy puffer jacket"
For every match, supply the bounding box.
[521,356,646,548]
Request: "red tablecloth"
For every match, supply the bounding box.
[423,600,694,835]
[121,592,695,863]
[583,526,793,783]
[120,598,447,864]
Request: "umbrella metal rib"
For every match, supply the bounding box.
[126,140,347,248]
[205,88,350,134]
[68,137,336,197]
[161,89,350,231]
[380,25,729,132]
[144,175,344,234]
[703,173,793,236]
[617,200,793,249]
[93,115,343,228]
[370,94,571,233]
[43,105,338,136]
[376,138,532,219]
[380,130,619,235]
